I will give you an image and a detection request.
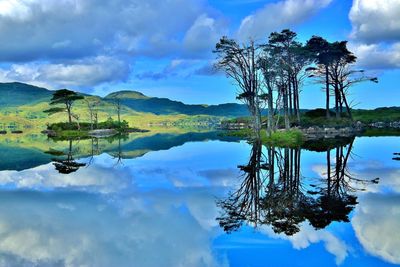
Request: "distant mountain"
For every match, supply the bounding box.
[104,90,251,117]
[0,82,52,107]
[106,90,150,100]
[0,82,252,117]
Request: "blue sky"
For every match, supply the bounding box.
[0,0,399,108]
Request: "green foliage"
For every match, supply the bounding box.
[98,117,129,130]
[226,107,400,129]
[47,118,130,132]
[262,130,304,148]
[49,130,91,140]
[304,108,335,118]
[300,116,353,128]
[45,89,85,123]
[48,122,89,131]
[353,107,400,123]
[49,89,84,105]
[223,128,304,147]
[43,107,66,115]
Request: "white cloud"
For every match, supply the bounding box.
[349,0,400,70]
[352,193,400,264]
[0,160,130,194]
[184,14,227,55]
[261,224,349,265]
[0,0,224,62]
[0,0,228,89]
[0,56,130,89]
[0,190,226,267]
[237,0,332,40]
[349,43,400,69]
[349,0,400,43]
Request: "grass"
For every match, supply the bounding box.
[262,129,304,147]
[353,107,400,123]
[223,128,304,147]
[51,130,91,140]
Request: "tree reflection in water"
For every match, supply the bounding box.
[46,134,129,173]
[52,139,86,174]
[217,137,379,236]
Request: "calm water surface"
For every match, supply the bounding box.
[0,133,398,267]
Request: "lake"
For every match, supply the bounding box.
[0,132,398,267]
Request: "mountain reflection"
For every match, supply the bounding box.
[217,137,379,236]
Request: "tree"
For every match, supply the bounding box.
[86,98,100,130]
[306,36,334,119]
[111,97,122,124]
[267,30,296,129]
[217,143,311,236]
[306,39,378,120]
[51,139,86,174]
[214,37,263,138]
[327,41,378,120]
[258,52,278,135]
[44,89,84,125]
[290,44,312,124]
[217,140,265,232]
[259,29,310,129]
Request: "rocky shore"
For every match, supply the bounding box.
[368,121,400,128]
[300,126,363,140]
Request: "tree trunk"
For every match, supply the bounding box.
[267,85,274,136]
[294,78,301,125]
[93,113,98,129]
[66,102,72,124]
[340,85,353,121]
[117,104,121,124]
[283,86,290,130]
[335,84,340,119]
[327,148,331,197]
[325,65,330,119]
[89,111,93,130]
[288,77,293,116]
[252,101,261,140]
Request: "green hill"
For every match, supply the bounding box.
[104,90,251,117]
[0,82,250,117]
[105,90,150,100]
[0,82,52,107]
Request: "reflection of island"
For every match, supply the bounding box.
[49,139,86,174]
[0,131,241,172]
[217,137,378,236]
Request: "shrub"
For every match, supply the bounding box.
[48,118,130,131]
[304,108,335,118]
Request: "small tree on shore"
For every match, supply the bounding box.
[44,89,84,125]
[110,97,122,124]
[86,98,100,130]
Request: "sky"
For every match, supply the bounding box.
[0,0,399,108]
